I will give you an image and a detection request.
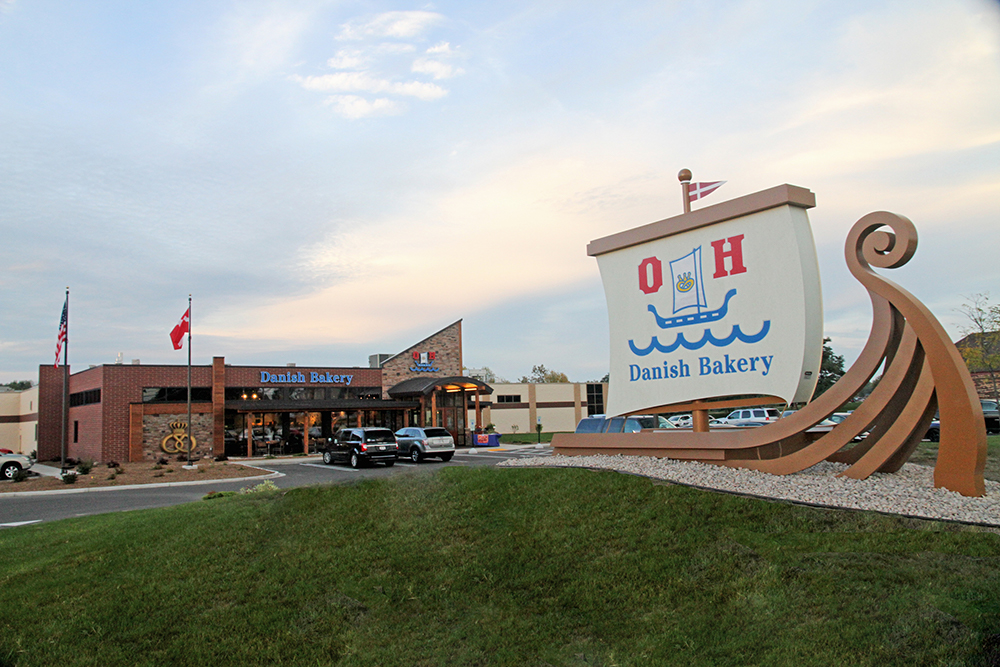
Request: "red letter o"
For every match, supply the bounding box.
[638,257,662,294]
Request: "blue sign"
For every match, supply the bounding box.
[259,371,353,385]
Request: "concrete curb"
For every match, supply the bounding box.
[0,463,282,498]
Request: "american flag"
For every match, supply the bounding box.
[688,181,726,202]
[54,298,67,367]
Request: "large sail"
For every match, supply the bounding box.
[589,184,823,417]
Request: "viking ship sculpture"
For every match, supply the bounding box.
[552,174,987,497]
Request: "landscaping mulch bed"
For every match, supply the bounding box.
[0,460,271,494]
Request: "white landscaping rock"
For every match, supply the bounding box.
[498,454,1000,526]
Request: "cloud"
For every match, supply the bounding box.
[291,72,447,100]
[426,41,454,55]
[323,95,403,119]
[336,11,443,41]
[326,49,366,69]
[375,42,416,55]
[412,58,464,80]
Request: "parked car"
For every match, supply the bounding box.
[575,415,607,433]
[718,408,781,424]
[574,415,675,433]
[925,419,941,442]
[1,452,33,480]
[600,415,675,433]
[826,412,852,424]
[319,427,398,468]
[981,400,999,434]
[668,414,692,427]
[394,426,455,463]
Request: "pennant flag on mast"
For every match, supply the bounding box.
[170,308,190,350]
[54,297,68,367]
[688,180,726,202]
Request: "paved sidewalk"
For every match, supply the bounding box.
[31,463,62,477]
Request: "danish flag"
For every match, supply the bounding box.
[688,181,726,202]
[170,308,190,350]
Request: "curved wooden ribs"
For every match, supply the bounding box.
[552,212,988,496]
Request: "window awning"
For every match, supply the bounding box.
[387,376,493,398]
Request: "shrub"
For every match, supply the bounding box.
[11,468,30,483]
[214,455,228,462]
[76,459,94,474]
[61,471,78,484]
[239,480,279,495]
[106,460,120,469]
[203,490,236,500]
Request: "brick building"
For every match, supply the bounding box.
[37,320,491,463]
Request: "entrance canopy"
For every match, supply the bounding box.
[387,376,493,398]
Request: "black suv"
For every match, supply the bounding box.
[320,427,398,468]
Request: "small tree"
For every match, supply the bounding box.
[813,338,845,399]
[518,364,569,383]
[957,293,1000,402]
[3,380,33,391]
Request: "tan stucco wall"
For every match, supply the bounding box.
[0,386,39,454]
[473,382,595,434]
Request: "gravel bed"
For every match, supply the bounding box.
[499,454,1000,527]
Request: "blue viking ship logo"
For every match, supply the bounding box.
[629,244,769,356]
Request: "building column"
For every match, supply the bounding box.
[431,392,438,427]
[303,412,310,455]
[212,356,226,457]
[475,390,482,430]
[528,383,537,433]
[246,412,254,458]
[573,383,582,425]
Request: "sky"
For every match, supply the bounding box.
[1,0,999,385]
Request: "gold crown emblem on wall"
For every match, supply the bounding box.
[162,421,196,454]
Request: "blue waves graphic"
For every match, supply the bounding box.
[628,321,771,356]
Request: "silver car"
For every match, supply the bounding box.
[1,452,33,480]
[394,427,455,463]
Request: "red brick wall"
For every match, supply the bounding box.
[37,364,69,461]
[100,365,215,463]
[972,371,1000,402]
[40,359,399,463]
[380,321,463,396]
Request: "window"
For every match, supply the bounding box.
[497,395,521,403]
[73,421,79,443]
[224,388,281,401]
[69,389,101,407]
[586,384,604,416]
[143,387,211,403]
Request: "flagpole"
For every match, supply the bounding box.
[61,287,69,471]
[186,294,194,468]
[679,169,692,214]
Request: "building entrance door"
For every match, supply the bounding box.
[437,405,466,446]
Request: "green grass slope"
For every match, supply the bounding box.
[0,467,998,666]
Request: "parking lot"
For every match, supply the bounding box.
[0,445,553,528]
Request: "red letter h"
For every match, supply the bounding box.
[711,234,747,278]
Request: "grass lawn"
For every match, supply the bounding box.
[1,467,998,666]
[909,433,1000,481]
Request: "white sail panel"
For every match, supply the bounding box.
[596,203,823,417]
